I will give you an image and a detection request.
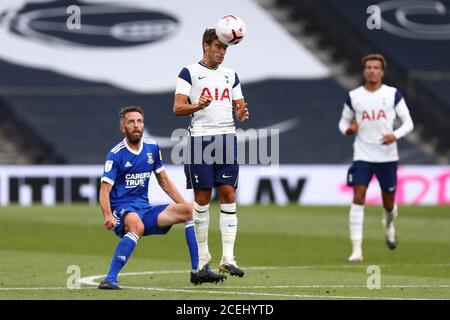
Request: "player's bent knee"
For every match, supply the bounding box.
[194,189,212,206]
[158,204,192,226]
[124,213,144,237]
[221,195,235,203]
[180,204,193,222]
[126,223,144,237]
[186,204,193,218]
[219,190,235,203]
[195,197,210,206]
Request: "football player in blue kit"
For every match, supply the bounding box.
[98,106,220,290]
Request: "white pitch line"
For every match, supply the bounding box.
[119,285,435,300]
[77,266,450,301]
[0,285,445,300]
[179,285,450,289]
[79,263,450,286]
[382,285,450,288]
[0,287,96,291]
[79,270,188,286]
[2,265,448,296]
[247,264,450,270]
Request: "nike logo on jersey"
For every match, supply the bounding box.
[125,161,132,167]
[198,76,207,80]
[222,174,233,179]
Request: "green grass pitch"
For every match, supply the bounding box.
[0,204,449,300]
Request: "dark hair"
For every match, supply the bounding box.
[119,106,144,120]
[362,53,387,70]
[202,28,219,51]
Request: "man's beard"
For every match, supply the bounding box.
[127,131,143,144]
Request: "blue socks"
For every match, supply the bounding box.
[104,232,139,284]
[185,220,199,270]
[104,222,198,284]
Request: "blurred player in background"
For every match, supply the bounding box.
[98,106,213,289]
[173,29,249,279]
[338,54,414,262]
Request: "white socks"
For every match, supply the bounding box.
[193,202,210,268]
[349,203,364,254]
[349,203,399,258]
[220,203,237,261]
[193,201,238,268]
[383,204,398,242]
[383,204,398,225]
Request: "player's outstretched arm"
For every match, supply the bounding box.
[234,99,249,122]
[173,93,212,116]
[156,170,190,205]
[99,181,117,230]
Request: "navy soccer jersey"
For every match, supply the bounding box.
[101,137,165,208]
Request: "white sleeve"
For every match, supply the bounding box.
[231,72,244,100]
[338,104,354,135]
[175,77,191,96]
[232,83,244,101]
[175,67,192,96]
[393,99,414,140]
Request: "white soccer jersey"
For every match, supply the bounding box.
[339,84,414,162]
[175,61,244,137]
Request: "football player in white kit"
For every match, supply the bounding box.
[173,29,249,281]
[338,54,414,262]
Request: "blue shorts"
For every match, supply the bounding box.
[184,134,239,189]
[111,203,170,238]
[347,160,398,193]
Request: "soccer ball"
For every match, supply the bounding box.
[215,15,246,45]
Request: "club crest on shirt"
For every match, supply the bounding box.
[105,160,113,172]
[147,153,154,164]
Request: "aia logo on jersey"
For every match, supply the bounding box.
[362,109,386,121]
[200,88,231,101]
